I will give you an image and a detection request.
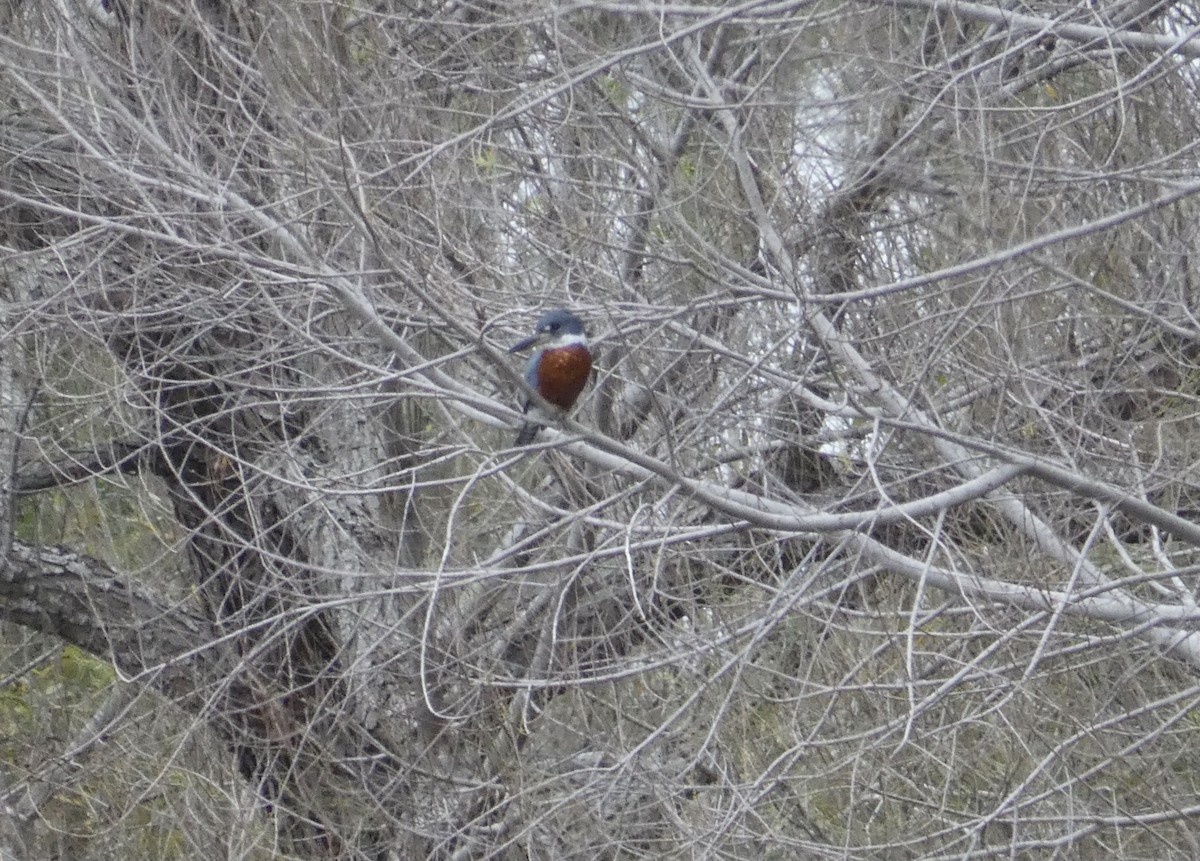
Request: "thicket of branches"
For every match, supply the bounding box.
[4,1,1200,859]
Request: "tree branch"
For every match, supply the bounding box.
[14,440,148,492]
[0,539,213,689]
[881,0,1200,59]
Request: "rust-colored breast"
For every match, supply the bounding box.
[535,345,593,409]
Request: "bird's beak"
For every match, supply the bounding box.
[509,332,543,353]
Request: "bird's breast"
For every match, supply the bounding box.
[534,345,593,409]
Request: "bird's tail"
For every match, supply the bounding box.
[515,421,542,446]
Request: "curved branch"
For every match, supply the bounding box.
[0,539,213,687]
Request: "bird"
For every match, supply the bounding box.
[510,309,593,445]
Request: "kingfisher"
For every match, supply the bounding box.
[510,309,593,445]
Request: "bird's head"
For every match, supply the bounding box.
[509,309,588,353]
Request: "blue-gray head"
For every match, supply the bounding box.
[509,309,588,353]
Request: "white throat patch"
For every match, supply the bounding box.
[548,332,588,349]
